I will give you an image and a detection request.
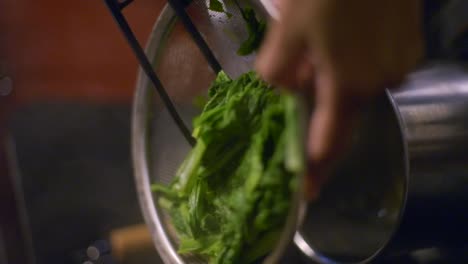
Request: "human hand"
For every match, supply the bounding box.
[256,0,424,199]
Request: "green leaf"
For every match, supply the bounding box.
[243,229,282,263]
[284,94,305,173]
[208,0,225,13]
[152,71,302,264]
[237,7,267,56]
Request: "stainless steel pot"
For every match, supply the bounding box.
[296,62,468,264]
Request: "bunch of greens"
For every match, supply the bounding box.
[207,0,266,55]
[236,6,266,56]
[153,71,303,264]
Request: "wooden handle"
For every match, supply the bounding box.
[109,224,154,262]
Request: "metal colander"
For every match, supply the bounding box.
[131,1,306,264]
[124,1,468,263]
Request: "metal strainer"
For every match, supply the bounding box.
[118,0,307,263]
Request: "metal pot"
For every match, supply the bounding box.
[296,62,468,264]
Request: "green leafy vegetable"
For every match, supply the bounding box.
[153,71,303,264]
[209,0,225,13]
[237,7,267,56]
[208,0,232,18]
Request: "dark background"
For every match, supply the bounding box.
[0,0,165,263]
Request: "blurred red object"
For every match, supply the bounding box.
[0,1,165,263]
[0,0,165,106]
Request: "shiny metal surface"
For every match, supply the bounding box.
[294,63,468,264]
[298,89,407,264]
[393,64,468,159]
[389,63,468,250]
[133,6,187,264]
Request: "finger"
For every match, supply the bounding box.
[255,15,306,88]
[306,68,359,200]
[296,56,316,91]
[305,162,324,201]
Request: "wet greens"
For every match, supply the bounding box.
[236,7,266,56]
[153,71,303,264]
[207,0,266,55]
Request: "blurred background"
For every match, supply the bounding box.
[0,0,467,264]
[0,0,166,263]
